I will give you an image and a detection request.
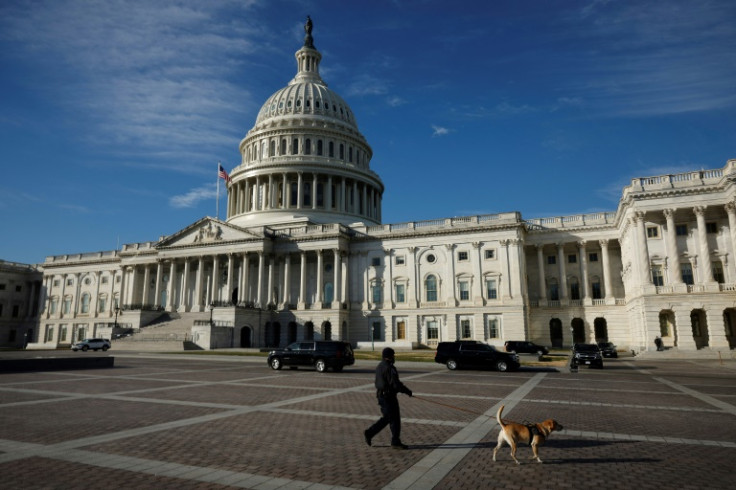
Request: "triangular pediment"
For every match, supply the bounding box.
[156,217,264,248]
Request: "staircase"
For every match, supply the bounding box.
[112,311,210,351]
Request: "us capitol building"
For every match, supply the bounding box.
[4,19,736,354]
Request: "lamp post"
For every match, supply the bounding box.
[113,306,122,330]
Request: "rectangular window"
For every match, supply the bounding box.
[371,284,382,303]
[53,279,60,287]
[570,282,580,300]
[15,285,22,292]
[681,264,694,285]
[592,282,602,299]
[485,249,495,260]
[486,279,497,299]
[652,267,664,286]
[427,320,438,340]
[0,284,5,291]
[459,281,469,301]
[371,257,381,267]
[12,305,20,318]
[66,279,73,286]
[396,320,406,340]
[568,254,577,264]
[713,264,725,284]
[45,326,54,342]
[50,299,58,314]
[458,251,468,261]
[461,319,472,339]
[706,222,718,234]
[372,322,381,341]
[60,325,67,342]
[647,226,659,238]
[550,283,559,301]
[98,297,107,313]
[395,284,405,303]
[63,298,71,314]
[589,253,598,262]
[547,255,556,265]
[101,276,109,284]
[395,255,405,266]
[488,318,499,339]
[676,224,688,236]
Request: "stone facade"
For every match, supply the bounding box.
[17,20,736,353]
[0,260,42,348]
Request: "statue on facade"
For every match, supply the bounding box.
[304,16,315,49]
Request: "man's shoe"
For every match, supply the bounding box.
[391,442,409,450]
[364,430,372,447]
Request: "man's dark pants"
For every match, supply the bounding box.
[366,395,401,445]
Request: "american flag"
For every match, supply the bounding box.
[218,163,231,184]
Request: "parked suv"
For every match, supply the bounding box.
[435,341,520,372]
[504,340,549,355]
[71,338,111,352]
[597,342,618,358]
[267,341,355,372]
[572,343,603,368]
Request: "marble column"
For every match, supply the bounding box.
[536,245,546,301]
[663,208,683,284]
[694,206,714,283]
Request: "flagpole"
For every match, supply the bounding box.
[216,161,220,220]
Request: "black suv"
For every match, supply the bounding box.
[504,340,549,355]
[435,341,520,372]
[572,343,603,368]
[267,341,355,372]
[597,342,618,358]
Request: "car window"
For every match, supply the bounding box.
[299,342,314,350]
[286,342,300,350]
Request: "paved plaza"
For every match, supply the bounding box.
[0,353,735,489]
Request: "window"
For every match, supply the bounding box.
[50,298,58,314]
[549,279,559,301]
[101,276,109,284]
[60,325,67,342]
[317,140,323,156]
[488,318,499,339]
[486,278,497,299]
[53,279,60,287]
[568,254,577,264]
[98,296,107,313]
[458,281,469,301]
[647,226,659,238]
[329,141,334,157]
[458,251,468,261]
[713,263,725,284]
[292,138,298,155]
[427,320,438,340]
[45,326,54,342]
[589,253,598,262]
[652,266,664,286]
[305,138,311,155]
[269,140,275,157]
[570,278,580,300]
[461,319,472,339]
[426,275,438,302]
[676,224,688,236]
[706,222,718,234]
[63,297,71,314]
[16,284,23,291]
[371,283,382,303]
[372,322,381,340]
[426,254,436,263]
[371,257,381,267]
[592,281,602,299]
[303,182,311,206]
[547,255,556,265]
[12,305,19,318]
[66,278,73,286]
[339,143,344,160]
[396,320,406,340]
[681,263,694,285]
[281,138,287,155]
[395,255,405,266]
[395,284,405,303]
[81,293,90,314]
[485,250,495,260]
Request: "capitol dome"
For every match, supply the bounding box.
[226,17,383,229]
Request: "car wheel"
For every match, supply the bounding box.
[270,358,282,370]
[82,345,89,352]
[447,359,458,370]
[315,359,327,372]
[496,360,509,372]
[102,346,109,351]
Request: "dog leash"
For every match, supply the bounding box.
[412,395,492,417]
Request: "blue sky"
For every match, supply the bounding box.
[1,0,735,265]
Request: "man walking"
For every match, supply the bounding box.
[364,347,413,449]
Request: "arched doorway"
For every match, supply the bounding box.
[593,318,608,342]
[571,318,585,344]
[724,309,736,349]
[549,319,563,348]
[240,326,252,348]
[288,322,297,344]
[323,321,332,340]
[691,310,709,349]
[659,310,677,347]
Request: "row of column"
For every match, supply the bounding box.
[120,250,347,312]
[535,240,614,302]
[226,172,382,221]
[42,270,122,319]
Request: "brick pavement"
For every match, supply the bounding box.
[0,354,734,489]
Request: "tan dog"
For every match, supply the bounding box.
[492,404,563,464]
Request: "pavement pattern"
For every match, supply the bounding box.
[0,353,735,489]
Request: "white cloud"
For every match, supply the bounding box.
[432,125,450,137]
[169,183,218,208]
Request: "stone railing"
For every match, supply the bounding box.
[356,212,520,236]
[525,212,616,230]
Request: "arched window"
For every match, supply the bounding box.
[317,140,323,156]
[304,182,311,206]
[426,275,437,302]
[305,139,311,155]
[349,147,353,162]
[269,140,275,157]
[339,143,344,160]
[281,138,287,155]
[292,138,298,155]
[329,141,334,157]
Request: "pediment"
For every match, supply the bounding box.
[157,217,262,248]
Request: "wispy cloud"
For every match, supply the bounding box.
[432,125,450,137]
[169,183,218,208]
[386,95,406,107]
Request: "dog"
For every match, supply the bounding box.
[492,404,563,464]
